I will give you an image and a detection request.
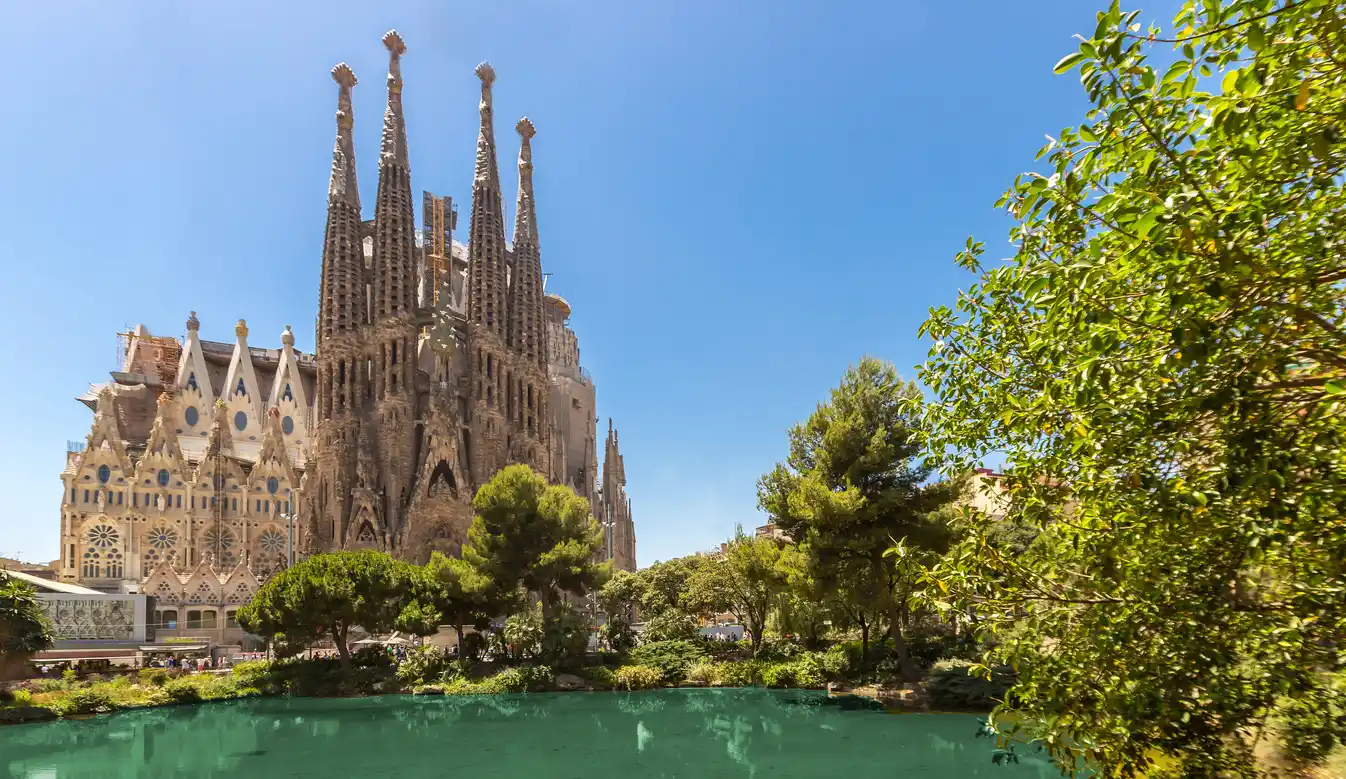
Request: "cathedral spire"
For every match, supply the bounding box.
[513,117,538,248]
[329,63,359,209]
[316,62,367,420]
[473,63,500,190]
[379,30,409,168]
[509,117,546,366]
[466,62,509,338]
[371,29,417,325]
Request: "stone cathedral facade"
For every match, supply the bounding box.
[56,31,637,608]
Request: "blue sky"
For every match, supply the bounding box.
[0,0,1182,566]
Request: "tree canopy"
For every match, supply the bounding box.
[916,0,1346,774]
[464,464,607,611]
[758,357,957,677]
[237,550,439,665]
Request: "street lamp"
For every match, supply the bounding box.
[281,512,295,568]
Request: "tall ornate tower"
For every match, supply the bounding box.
[465,63,510,483]
[366,30,420,543]
[305,61,366,550]
[508,118,551,474]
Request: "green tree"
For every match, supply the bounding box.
[425,552,496,655]
[465,465,607,611]
[634,555,714,642]
[773,543,831,648]
[0,571,52,681]
[916,1,1346,774]
[691,529,787,655]
[758,357,957,678]
[237,550,440,667]
[597,569,645,654]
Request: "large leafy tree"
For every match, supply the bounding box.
[465,464,607,611]
[0,571,52,681]
[917,1,1346,774]
[690,529,787,656]
[758,357,956,678]
[425,552,497,654]
[634,555,716,642]
[237,550,440,666]
[597,569,645,653]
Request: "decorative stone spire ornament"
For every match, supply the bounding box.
[473,62,499,188]
[514,117,538,247]
[281,325,295,348]
[329,63,360,208]
[235,319,248,340]
[379,31,409,168]
[186,311,199,332]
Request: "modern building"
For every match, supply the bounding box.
[54,29,638,608]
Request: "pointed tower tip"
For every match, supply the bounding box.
[281,325,295,347]
[186,311,200,332]
[332,62,357,88]
[516,117,535,139]
[383,30,407,55]
[235,319,249,340]
[476,61,496,86]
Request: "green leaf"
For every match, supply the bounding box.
[1325,380,1346,395]
[1054,52,1086,74]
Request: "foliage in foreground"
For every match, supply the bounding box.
[916,0,1346,775]
[236,551,440,665]
[0,571,52,658]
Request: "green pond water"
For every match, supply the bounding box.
[1,689,1065,778]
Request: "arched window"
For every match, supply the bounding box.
[235,378,247,396]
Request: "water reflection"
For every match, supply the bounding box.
[1,689,1064,778]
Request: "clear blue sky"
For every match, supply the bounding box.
[0,0,1181,566]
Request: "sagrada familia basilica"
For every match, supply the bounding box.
[54,31,638,617]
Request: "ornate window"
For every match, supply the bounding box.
[157,468,171,487]
[143,525,178,567]
[185,406,199,426]
[234,411,247,431]
[80,522,121,579]
[235,378,247,396]
[259,528,286,554]
[97,465,110,483]
[356,523,376,544]
[282,384,294,402]
[202,526,238,568]
[267,477,279,495]
[282,416,294,435]
[187,373,198,391]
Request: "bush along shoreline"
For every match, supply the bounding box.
[0,639,1013,725]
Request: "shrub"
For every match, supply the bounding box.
[488,665,553,693]
[397,646,452,687]
[541,604,590,670]
[614,665,664,691]
[138,669,170,687]
[628,640,706,684]
[717,660,762,687]
[819,645,854,682]
[757,638,805,662]
[231,661,274,692]
[685,659,720,685]
[162,678,203,704]
[761,663,796,688]
[579,666,616,690]
[924,660,1014,711]
[352,646,395,669]
[790,655,826,689]
[57,687,117,716]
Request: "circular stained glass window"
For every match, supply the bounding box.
[282,416,294,435]
[97,465,110,483]
[259,528,286,554]
[234,411,247,431]
[157,469,170,487]
[185,406,199,426]
[267,477,279,495]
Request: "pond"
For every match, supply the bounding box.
[1,689,1064,778]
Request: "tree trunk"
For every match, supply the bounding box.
[889,604,919,681]
[334,625,351,668]
[454,625,465,658]
[859,613,869,658]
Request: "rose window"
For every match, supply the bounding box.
[143,526,179,566]
[258,529,286,555]
[88,524,120,548]
[202,526,238,568]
